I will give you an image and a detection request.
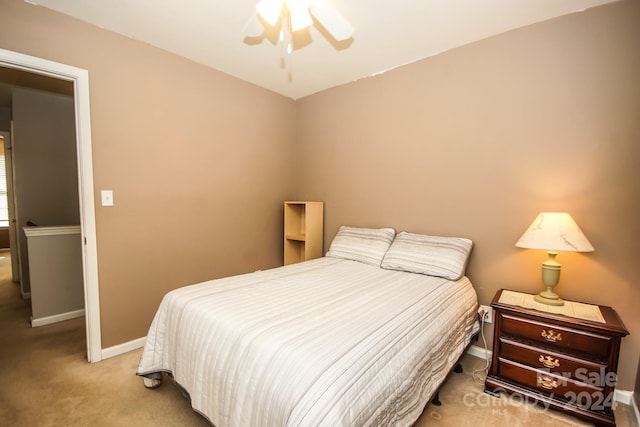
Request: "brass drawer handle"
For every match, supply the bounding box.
[539,354,560,368]
[537,375,559,390]
[541,329,562,342]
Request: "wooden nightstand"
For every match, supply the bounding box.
[485,289,629,427]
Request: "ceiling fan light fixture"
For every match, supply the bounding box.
[256,0,283,26]
[289,9,312,31]
[245,0,354,53]
[286,0,312,32]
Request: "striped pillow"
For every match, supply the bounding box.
[381,232,473,280]
[326,226,396,266]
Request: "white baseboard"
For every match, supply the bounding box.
[30,309,84,327]
[102,339,494,364]
[101,336,146,360]
[613,389,634,405]
[467,343,492,360]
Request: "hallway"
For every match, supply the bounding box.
[0,247,86,348]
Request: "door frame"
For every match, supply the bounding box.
[0,130,20,284]
[0,48,102,362]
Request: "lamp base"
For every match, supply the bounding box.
[536,251,565,306]
[534,292,565,306]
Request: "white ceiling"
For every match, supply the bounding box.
[27,0,618,100]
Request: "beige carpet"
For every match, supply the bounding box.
[0,248,636,426]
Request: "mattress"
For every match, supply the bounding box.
[137,257,479,426]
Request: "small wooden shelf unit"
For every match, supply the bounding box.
[283,201,323,265]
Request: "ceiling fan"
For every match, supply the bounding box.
[244,0,354,42]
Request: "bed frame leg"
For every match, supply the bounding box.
[431,392,442,406]
[484,388,501,398]
[454,363,463,374]
[142,373,163,389]
[143,377,162,389]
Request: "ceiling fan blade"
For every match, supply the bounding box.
[243,14,264,37]
[309,1,354,41]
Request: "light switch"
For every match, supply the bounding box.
[101,190,114,206]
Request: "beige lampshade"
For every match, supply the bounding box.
[515,212,594,252]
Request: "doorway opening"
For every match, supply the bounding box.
[0,48,101,362]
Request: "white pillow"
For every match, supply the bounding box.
[326,226,396,266]
[381,231,473,280]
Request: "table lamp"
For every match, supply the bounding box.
[515,212,594,306]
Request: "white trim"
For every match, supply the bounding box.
[23,225,80,237]
[612,389,633,406]
[101,336,146,360]
[467,343,492,360]
[612,389,640,426]
[31,309,85,327]
[0,48,102,362]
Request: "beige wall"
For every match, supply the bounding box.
[12,87,80,294]
[0,229,8,249]
[0,107,10,130]
[296,1,640,390]
[0,0,297,346]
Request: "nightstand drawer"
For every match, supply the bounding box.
[500,338,605,378]
[498,358,605,402]
[500,314,611,360]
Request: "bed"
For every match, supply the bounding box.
[137,226,480,426]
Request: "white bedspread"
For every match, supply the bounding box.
[137,257,479,426]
